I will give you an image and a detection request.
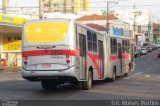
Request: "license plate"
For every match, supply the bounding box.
[42,64,51,68]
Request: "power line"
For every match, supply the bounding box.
[0,4,159,9]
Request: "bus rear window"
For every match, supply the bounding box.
[24,22,69,43]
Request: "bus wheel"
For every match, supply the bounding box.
[110,68,116,82]
[41,80,57,90]
[71,82,82,90]
[124,73,128,77]
[82,71,92,90]
[129,64,131,72]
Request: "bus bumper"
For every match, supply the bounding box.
[22,66,79,81]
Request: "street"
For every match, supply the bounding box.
[0,50,160,100]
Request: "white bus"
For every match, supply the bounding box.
[22,19,134,90]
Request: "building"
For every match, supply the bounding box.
[2,0,39,19]
[0,14,28,67]
[152,23,160,43]
[39,0,90,18]
[111,9,153,48]
[2,0,9,14]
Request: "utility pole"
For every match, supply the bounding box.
[133,4,136,45]
[39,0,43,19]
[106,1,118,34]
[2,0,9,14]
[148,14,151,42]
[133,4,142,49]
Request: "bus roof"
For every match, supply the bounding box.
[23,18,73,26]
[75,21,133,40]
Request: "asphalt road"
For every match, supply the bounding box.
[0,50,160,104]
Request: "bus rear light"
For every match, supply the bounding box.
[66,60,70,64]
[24,61,28,65]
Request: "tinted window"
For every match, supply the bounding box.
[122,40,130,53]
[111,38,117,54]
[87,31,97,53]
[87,31,92,41]
[92,33,97,42]
[88,41,92,51]
[143,43,148,46]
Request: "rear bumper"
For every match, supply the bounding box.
[22,66,79,81]
[141,51,147,54]
[142,52,147,54]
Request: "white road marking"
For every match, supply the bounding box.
[125,72,142,79]
[146,75,151,78]
[0,78,24,81]
[135,72,142,75]
[124,77,130,80]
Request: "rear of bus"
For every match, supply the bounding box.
[22,19,79,83]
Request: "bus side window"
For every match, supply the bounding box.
[122,40,125,53]
[128,40,130,53]
[122,40,130,54]
[79,34,86,57]
[92,33,97,53]
[87,31,97,53]
[87,31,92,52]
[111,38,117,54]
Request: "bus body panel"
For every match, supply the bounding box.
[22,19,134,84]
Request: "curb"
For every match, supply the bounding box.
[0,79,24,82]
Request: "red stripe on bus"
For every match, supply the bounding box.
[110,55,118,61]
[122,54,130,59]
[22,50,79,57]
[110,54,130,61]
[87,52,103,79]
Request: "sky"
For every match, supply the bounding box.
[0,0,160,21]
[91,0,160,21]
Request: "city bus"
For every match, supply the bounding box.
[22,18,134,90]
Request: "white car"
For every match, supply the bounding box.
[156,42,160,48]
[141,47,148,55]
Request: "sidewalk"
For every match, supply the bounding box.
[0,66,23,81]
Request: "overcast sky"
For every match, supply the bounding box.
[0,0,160,21]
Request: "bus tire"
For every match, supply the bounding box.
[129,64,131,72]
[71,82,82,90]
[124,73,128,77]
[124,64,131,77]
[82,71,92,90]
[110,68,116,82]
[41,80,57,90]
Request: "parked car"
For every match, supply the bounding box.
[134,49,142,58]
[157,50,160,58]
[142,42,154,52]
[141,47,148,55]
[147,43,154,52]
[156,42,160,48]
[153,44,157,50]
